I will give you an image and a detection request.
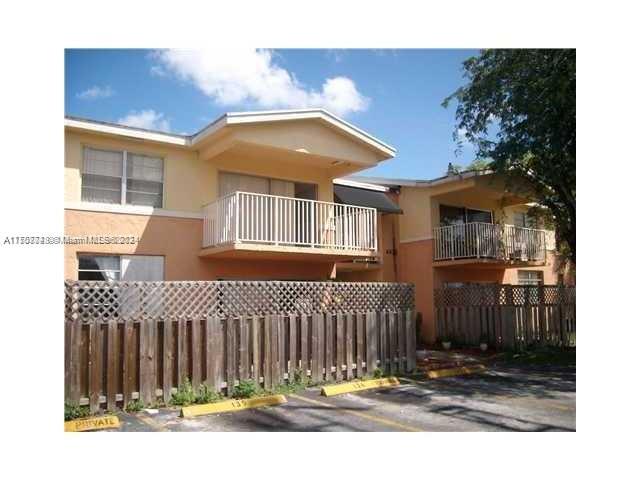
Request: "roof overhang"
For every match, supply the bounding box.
[64,109,396,160]
[349,170,493,188]
[192,109,396,158]
[64,116,188,146]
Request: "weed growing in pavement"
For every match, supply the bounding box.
[232,380,260,399]
[125,399,145,412]
[171,378,197,406]
[195,384,223,404]
[171,378,224,406]
[64,402,90,421]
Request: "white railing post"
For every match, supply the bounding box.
[274,196,279,246]
[311,202,315,247]
[373,209,378,252]
[234,192,240,244]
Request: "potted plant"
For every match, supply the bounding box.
[479,334,489,352]
[441,336,452,351]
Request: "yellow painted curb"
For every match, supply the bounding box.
[426,364,487,379]
[321,377,400,396]
[180,394,287,418]
[64,415,120,432]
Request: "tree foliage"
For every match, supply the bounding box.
[444,49,576,264]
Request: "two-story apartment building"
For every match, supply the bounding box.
[64,109,566,347]
[350,171,566,344]
[64,109,397,282]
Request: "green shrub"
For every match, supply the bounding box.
[373,368,384,379]
[171,378,197,406]
[125,399,145,412]
[64,402,89,421]
[293,369,307,385]
[232,380,259,399]
[195,384,222,404]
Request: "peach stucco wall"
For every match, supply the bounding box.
[397,239,435,344]
[64,210,334,281]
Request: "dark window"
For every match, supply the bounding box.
[440,205,466,226]
[440,205,493,226]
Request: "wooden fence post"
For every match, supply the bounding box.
[365,312,377,375]
[336,313,344,381]
[345,313,354,380]
[406,309,417,372]
[356,312,364,378]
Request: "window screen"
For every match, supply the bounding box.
[126,153,164,207]
[518,270,543,286]
[81,148,123,204]
[77,255,164,281]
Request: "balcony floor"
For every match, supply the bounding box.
[433,257,546,268]
[199,242,377,263]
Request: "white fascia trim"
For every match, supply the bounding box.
[333,178,389,192]
[347,176,420,187]
[65,202,203,219]
[350,170,493,189]
[64,118,188,146]
[189,115,229,145]
[222,109,397,157]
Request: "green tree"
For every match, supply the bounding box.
[444,49,576,264]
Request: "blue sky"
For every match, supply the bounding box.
[65,49,479,180]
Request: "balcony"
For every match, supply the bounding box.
[202,191,378,260]
[433,222,549,265]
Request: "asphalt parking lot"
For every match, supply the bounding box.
[112,364,575,432]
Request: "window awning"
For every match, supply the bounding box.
[334,184,402,214]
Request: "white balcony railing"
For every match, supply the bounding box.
[203,191,377,252]
[433,222,547,262]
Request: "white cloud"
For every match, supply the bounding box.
[76,85,114,100]
[150,65,167,77]
[117,110,170,131]
[151,49,369,116]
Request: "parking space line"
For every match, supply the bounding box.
[289,394,423,432]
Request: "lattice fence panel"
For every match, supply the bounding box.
[65,280,415,322]
[434,285,575,307]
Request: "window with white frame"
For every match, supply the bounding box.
[517,270,543,286]
[81,148,124,204]
[78,255,121,281]
[81,147,164,207]
[77,254,164,281]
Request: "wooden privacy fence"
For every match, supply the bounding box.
[65,280,416,412]
[434,285,576,350]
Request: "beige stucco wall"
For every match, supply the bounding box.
[231,120,386,166]
[205,148,334,203]
[397,187,432,241]
[65,131,205,212]
[65,129,336,210]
